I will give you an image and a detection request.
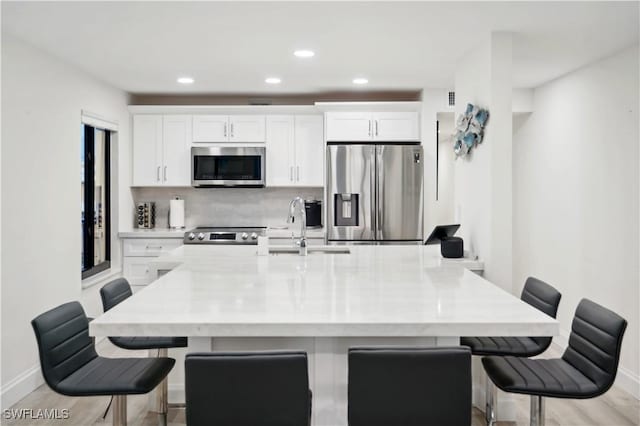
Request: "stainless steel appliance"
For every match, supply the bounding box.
[184,226,266,245]
[136,202,155,229]
[191,146,265,187]
[304,199,322,229]
[326,143,423,243]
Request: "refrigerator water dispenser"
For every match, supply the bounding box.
[334,193,359,226]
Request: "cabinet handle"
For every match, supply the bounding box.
[156,166,161,182]
[230,123,234,138]
[224,123,227,138]
[296,166,300,182]
[368,120,372,136]
[290,166,294,182]
[163,166,167,182]
[145,244,163,250]
[375,120,379,136]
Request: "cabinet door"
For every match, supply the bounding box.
[325,112,372,141]
[123,256,156,286]
[192,115,228,142]
[162,115,192,186]
[294,115,324,186]
[132,115,163,186]
[372,112,420,141]
[266,116,295,186]
[229,115,266,142]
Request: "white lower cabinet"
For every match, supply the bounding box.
[122,237,182,286]
[123,257,157,286]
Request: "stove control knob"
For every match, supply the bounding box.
[188,232,196,240]
[241,232,249,240]
[197,232,206,240]
[250,232,258,240]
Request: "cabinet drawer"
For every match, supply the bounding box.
[122,257,157,286]
[122,238,182,257]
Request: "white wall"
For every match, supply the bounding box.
[435,112,455,225]
[513,45,640,396]
[1,34,131,408]
[421,88,453,237]
[454,32,513,291]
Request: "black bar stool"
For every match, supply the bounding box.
[461,277,561,425]
[482,298,627,426]
[185,351,312,426]
[462,277,562,357]
[100,278,188,351]
[31,301,175,426]
[348,346,472,426]
[100,277,187,418]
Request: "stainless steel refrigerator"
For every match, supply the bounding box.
[326,143,424,243]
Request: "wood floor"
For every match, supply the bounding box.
[5,340,639,426]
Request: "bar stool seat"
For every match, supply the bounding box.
[482,356,599,398]
[460,336,545,357]
[55,356,175,396]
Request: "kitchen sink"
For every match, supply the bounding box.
[268,246,351,255]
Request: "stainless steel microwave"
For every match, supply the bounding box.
[191,146,265,187]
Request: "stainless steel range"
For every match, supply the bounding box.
[183,226,266,245]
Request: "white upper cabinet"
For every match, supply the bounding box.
[372,112,420,141]
[325,111,419,142]
[193,115,265,143]
[229,115,266,142]
[325,112,373,141]
[294,115,324,186]
[132,115,191,187]
[132,115,163,186]
[162,115,192,186]
[266,116,295,187]
[192,115,228,142]
[266,115,324,187]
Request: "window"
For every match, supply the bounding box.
[81,124,111,279]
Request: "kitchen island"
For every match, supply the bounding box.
[90,245,558,425]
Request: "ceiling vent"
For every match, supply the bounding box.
[448,91,455,107]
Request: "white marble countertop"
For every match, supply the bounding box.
[118,228,185,238]
[118,227,325,239]
[90,245,557,338]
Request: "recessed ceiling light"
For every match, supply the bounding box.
[265,77,282,84]
[294,50,315,58]
[353,78,369,85]
[177,77,194,84]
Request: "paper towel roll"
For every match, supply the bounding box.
[169,198,185,229]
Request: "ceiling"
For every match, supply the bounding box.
[2,1,638,94]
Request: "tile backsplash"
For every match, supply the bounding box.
[131,187,323,229]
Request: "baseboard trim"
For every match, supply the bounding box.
[168,384,185,404]
[0,364,43,410]
[553,330,639,400]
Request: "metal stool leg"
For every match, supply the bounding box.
[485,378,498,426]
[530,395,545,426]
[156,348,168,426]
[112,395,127,426]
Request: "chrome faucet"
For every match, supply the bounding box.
[286,197,307,256]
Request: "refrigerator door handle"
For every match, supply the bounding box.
[375,146,383,240]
